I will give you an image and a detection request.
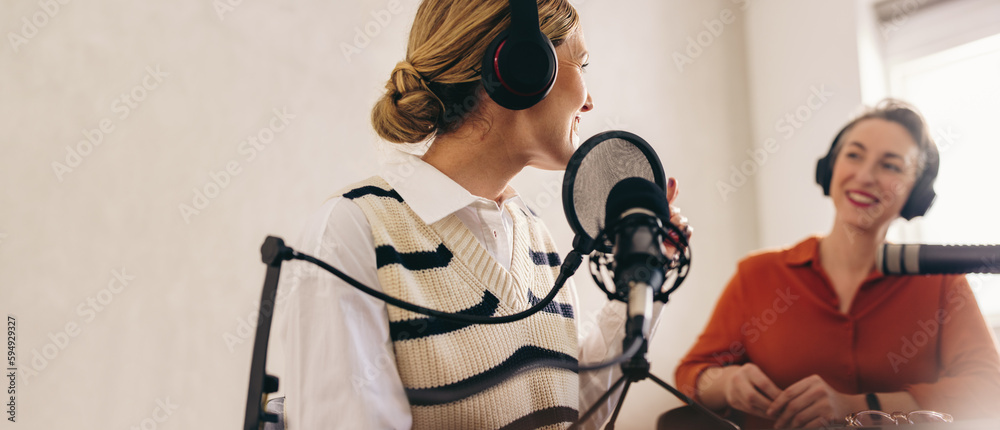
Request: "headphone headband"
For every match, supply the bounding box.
[508,0,540,37]
[480,0,558,110]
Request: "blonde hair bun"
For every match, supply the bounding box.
[371,61,444,144]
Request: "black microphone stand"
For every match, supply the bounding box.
[242,236,292,430]
[570,302,737,430]
[569,231,737,430]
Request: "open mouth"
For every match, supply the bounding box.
[846,190,879,208]
[572,116,580,134]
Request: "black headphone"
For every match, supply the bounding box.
[815,123,939,220]
[480,0,558,110]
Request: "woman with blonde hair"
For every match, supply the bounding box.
[281,1,687,428]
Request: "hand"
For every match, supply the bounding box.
[767,374,861,428]
[722,363,783,419]
[664,177,691,256]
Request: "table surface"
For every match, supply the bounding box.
[797,419,1000,429]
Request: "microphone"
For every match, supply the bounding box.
[876,243,1000,275]
[605,177,671,342]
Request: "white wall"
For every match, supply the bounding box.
[0,0,850,429]
[742,0,871,250]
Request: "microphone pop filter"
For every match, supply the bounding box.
[562,130,666,253]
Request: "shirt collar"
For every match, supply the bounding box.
[784,235,885,282]
[784,236,821,266]
[379,152,530,224]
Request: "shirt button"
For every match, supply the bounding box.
[493,230,498,238]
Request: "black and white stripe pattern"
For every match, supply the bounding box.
[344,177,580,430]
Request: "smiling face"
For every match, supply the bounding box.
[829,118,922,233]
[517,29,594,170]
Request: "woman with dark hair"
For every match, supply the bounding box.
[280,1,689,429]
[675,99,1000,429]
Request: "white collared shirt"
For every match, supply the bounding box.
[279,153,645,429]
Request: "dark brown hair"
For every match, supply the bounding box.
[831,98,938,174]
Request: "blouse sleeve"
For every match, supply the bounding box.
[903,275,1000,420]
[279,197,412,429]
[674,267,751,402]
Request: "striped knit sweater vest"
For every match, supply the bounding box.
[343,177,580,430]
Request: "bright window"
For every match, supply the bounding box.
[887,32,1000,319]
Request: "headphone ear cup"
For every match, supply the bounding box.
[900,146,940,220]
[817,125,849,197]
[480,31,509,106]
[900,177,936,220]
[480,31,556,110]
[815,156,832,196]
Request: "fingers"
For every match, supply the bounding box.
[663,178,692,251]
[740,372,774,410]
[767,378,807,417]
[664,178,685,232]
[730,377,773,418]
[666,210,691,246]
[772,390,819,428]
[770,376,831,429]
[726,364,779,419]
[669,210,686,225]
[779,400,830,429]
[746,366,782,401]
[666,177,678,203]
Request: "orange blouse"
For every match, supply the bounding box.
[675,237,1000,428]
